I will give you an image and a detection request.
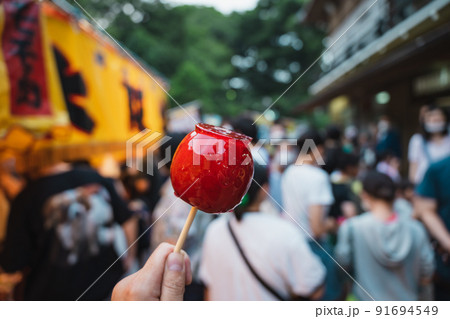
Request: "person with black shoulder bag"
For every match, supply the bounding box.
[199,164,326,301]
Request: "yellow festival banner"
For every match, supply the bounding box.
[0,0,167,168]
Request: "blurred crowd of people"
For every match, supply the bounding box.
[0,104,450,301]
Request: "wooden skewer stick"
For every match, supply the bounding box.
[174,206,198,253]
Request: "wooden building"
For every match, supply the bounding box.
[296,0,450,157]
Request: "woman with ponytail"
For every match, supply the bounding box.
[335,171,435,300]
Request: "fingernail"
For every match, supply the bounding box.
[167,253,184,272]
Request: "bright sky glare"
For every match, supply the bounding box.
[161,0,259,14]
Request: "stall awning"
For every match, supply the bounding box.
[0,0,167,168]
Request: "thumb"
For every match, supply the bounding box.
[160,252,186,301]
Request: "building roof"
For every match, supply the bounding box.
[293,20,450,113]
[294,0,450,113]
[303,0,362,31]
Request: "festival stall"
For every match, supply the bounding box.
[0,0,167,171]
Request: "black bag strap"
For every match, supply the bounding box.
[227,219,286,301]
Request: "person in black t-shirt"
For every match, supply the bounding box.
[328,153,361,241]
[0,163,136,300]
[323,125,343,175]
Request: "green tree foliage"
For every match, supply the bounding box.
[231,0,324,114]
[66,0,323,116]
[169,60,212,106]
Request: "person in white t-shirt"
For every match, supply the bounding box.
[281,130,334,239]
[281,130,346,300]
[408,105,450,184]
[199,164,326,301]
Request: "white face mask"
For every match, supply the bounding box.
[424,121,446,134]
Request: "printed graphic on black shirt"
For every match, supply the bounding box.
[42,184,123,266]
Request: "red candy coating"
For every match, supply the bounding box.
[170,123,254,213]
